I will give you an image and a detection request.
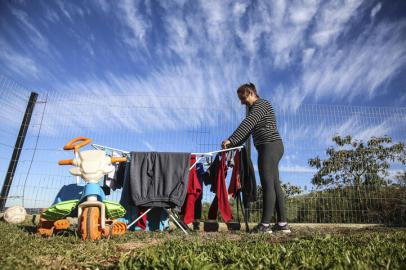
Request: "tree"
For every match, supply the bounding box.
[395,171,406,187]
[308,135,406,189]
[281,182,302,197]
[255,181,302,199]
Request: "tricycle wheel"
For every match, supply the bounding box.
[80,207,102,240]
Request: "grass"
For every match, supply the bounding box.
[0,221,405,269]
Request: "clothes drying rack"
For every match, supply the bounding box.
[91,143,244,235]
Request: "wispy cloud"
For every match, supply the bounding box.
[10,7,49,52]
[370,2,382,18]
[1,0,405,142]
[311,0,363,47]
[118,0,151,48]
[280,165,316,174]
[39,68,243,137]
[0,41,40,79]
[92,0,110,13]
[303,21,406,102]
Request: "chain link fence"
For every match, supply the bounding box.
[1,75,405,224]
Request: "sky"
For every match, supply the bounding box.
[0,0,405,108]
[1,0,406,207]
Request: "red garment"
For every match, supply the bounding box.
[208,152,233,222]
[135,207,147,230]
[181,155,202,224]
[228,150,241,197]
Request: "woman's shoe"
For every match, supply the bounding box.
[250,223,272,234]
[271,223,291,234]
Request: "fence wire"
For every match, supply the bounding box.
[1,76,405,224]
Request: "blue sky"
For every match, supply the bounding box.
[1,0,406,207]
[0,0,405,108]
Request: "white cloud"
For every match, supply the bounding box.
[118,0,150,48]
[267,0,319,67]
[233,1,248,16]
[280,165,316,173]
[55,0,74,22]
[94,0,110,12]
[10,8,49,52]
[302,21,406,103]
[38,65,243,136]
[302,47,315,65]
[273,85,304,112]
[44,6,60,23]
[370,2,382,18]
[1,0,405,138]
[0,42,40,79]
[311,0,363,47]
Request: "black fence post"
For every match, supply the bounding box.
[0,92,38,211]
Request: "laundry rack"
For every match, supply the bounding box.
[91,143,244,235]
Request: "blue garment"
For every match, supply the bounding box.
[120,207,169,231]
[53,184,84,217]
[118,162,169,231]
[196,163,205,184]
[53,184,84,204]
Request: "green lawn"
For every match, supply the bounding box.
[0,221,405,269]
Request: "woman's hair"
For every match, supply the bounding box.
[237,83,260,98]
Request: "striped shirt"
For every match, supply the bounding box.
[228,98,282,147]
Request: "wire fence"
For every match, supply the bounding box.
[1,75,405,224]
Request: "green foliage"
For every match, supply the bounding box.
[1,221,405,269]
[309,135,406,188]
[395,171,406,187]
[120,231,406,270]
[281,182,303,197]
[287,186,406,224]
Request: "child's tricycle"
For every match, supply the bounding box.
[37,137,127,240]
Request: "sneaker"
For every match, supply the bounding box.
[271,223,291,234]
[251,223,272,234]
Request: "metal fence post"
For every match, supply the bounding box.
[0,92,38,211]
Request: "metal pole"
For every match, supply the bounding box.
[0,92,38,211]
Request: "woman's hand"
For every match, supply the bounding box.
[222,140,231,149]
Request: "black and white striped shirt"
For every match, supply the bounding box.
[228,98,282,147]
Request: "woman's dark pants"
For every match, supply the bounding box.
[257,140,286,224]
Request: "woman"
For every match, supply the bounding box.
[222,83,290,233]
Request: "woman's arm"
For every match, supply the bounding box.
[228,99,268,146]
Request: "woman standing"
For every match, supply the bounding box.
[222,83,290,233]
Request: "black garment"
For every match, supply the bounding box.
[129,152,190,209]
[114,161,127,189]
[203,155,220,192]
[257,140,286,224]
[239,147,257,206]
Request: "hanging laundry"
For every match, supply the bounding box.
[203,155,220,188]
[239,148,257,206]
[207,152,233,222]
[228,150,241,198]
[181,155,202,224]
[129,152,190,209]
[194,163,205,222]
